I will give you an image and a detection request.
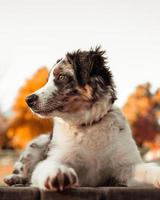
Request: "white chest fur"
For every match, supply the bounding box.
[47,108,142,186]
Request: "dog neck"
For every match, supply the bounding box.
[53,95,113,127]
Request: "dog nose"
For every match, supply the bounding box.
[25,94,38,107]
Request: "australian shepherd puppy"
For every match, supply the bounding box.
[4,47,160,190]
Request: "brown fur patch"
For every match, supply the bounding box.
[62,85,93,113]
[63,96,91,113]
[77,85,93,100]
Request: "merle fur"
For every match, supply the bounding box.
[66,46,117,102]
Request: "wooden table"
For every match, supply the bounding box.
[1,186,160,200]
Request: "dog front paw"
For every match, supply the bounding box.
[31,161,79,190]
[44,166,79,191]
[4,174,29,186]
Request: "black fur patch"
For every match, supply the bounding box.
[66,46,117,102]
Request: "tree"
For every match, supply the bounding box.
[123,83,160,147]
[0,110,8,149]
[7,67,53,149]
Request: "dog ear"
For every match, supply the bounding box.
[89,47,117,103]
[67,46,110,86]
[89,46,114,86]
[67,47,117,103]
[75,46,106,86]
[89,46,106,76]
[74,54,93,86]
[67,50,92,86]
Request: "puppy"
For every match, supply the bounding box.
[4,47,160,190]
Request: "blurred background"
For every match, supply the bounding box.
[0,0,160,185]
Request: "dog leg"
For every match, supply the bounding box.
[4,134,50,186]
[31,159,79,190]
[127,162,160,187]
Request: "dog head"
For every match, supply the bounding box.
[25,47,116,118]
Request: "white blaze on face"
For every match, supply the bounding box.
[33,63,59,105]
[32,57,73,108]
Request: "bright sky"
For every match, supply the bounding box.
[0,0,160,112]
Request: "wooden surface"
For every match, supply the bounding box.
[1,187,160,200]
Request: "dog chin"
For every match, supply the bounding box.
[30,108,55,119]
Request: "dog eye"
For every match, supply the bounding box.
[58,74,66,81]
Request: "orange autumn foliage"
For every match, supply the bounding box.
[123,83,160,147]
[0,111,9,149]
[7,67,53,149]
